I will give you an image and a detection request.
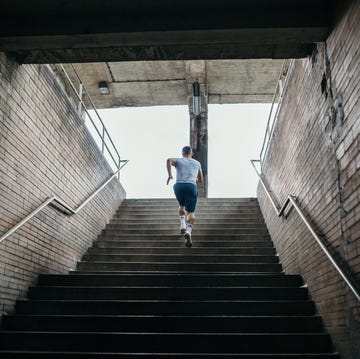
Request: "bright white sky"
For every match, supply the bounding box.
[87,103,270,199]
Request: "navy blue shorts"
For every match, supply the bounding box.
[173,183,198,213]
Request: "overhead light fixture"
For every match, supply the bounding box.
[99,81,110,95]
[192,82,201,116]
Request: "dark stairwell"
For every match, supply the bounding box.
[0,198,339,358]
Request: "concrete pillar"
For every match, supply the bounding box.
[186,61,208,197]
[190,112,208,197]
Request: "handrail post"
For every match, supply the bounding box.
[101,126,105,154]
[118,157,121,180]
[77,83,83,119]
[250,160,280,214]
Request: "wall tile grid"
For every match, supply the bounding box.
[258,2,359,357]
[0,54,126,316]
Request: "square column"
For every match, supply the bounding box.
[186,61,208,197]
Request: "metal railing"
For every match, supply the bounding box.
[0,163,128,245]
[250,159,360,302]
[59,64,125,177]
[259,59,294,164]
[0,65,130,245]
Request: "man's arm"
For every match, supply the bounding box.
[166,158,177,185]
[197,169,204,184]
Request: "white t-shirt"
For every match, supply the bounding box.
[175,158,202,185]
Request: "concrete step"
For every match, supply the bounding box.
[94,240,273,248]
[106,223,268,230]
[124,198,258,203]
[28,287,307,301]
[118,201,260,212]
[0,351,341,358]
[116,200,262,214]
[0,332,334,353]
[115,209,263,215]
[101,229,269,235]
[109,219,266,225]
[117,207,262,211]
[115,209,263,216]
[0,331,331,353]
[75,262,283,272]
[119,200,259,207]
[38,274,302,287]
[86,247,276,255]
[111,215,265,221]
[96,234,272,241]
[15,300,317,316]
[114,215,264,221]
[81,254,279,264]
[3,314,324,333]
[116,203,261,209]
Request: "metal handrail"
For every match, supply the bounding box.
[0,161,128,245]
[250,159,360,302]
[69,64,122,163]
[59,64,122,173]
[260,59,294,164]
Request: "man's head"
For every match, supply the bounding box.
[182,146,193,157]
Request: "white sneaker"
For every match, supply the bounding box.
[184,232,192,248]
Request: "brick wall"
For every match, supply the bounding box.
[257,1,359,357]
[0,53,126,316]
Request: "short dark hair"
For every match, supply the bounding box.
[182,146,192,155]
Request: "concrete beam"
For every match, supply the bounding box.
[6,43,317,64]
[0,0,335,63]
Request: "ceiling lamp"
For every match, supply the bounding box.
[99,81,110,95]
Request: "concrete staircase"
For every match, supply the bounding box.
[0,198,339,358]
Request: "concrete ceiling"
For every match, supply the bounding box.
[0,0,340,108]
[0,0,338,63]
[65,59,284,108]
[1,0,337,108]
